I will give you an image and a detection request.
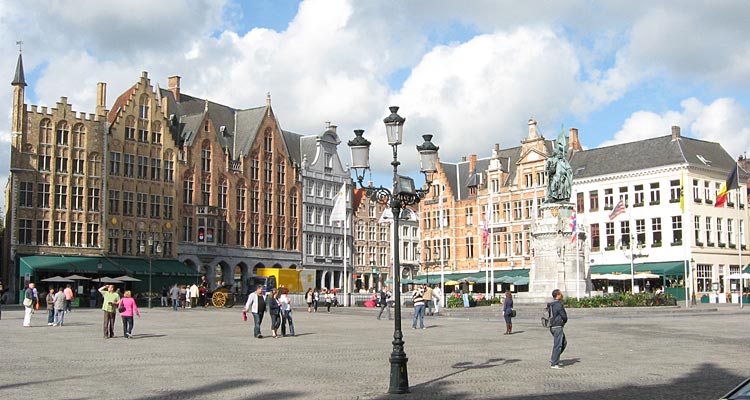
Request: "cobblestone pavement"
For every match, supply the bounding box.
[0,304,748,399]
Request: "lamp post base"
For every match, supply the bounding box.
[388,349,409,394]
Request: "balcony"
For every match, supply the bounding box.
[671,240,682,246]
[707,241,715,247]
[695,241,704,247]
[605,245,615,251]
[694,198,702,204]
[669,198,680,204]
[649,201,660,206]
[634,202,644,208]
[652,242,662,248]
[705,199,713,205]
[718,242,726,248]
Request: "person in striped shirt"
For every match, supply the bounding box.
[412,285,426,330]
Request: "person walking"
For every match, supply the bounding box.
[305,288,313,313]
[23,282,36,327]
[377,287,393,320]
[89,286,98,308]
[412,285,426,329]
[199,276,209,307]
[423,284,434,316]
[53,287,66,326]
[313,288,320,312]
[117,290,140,338]
[169,284,180,311]
[324,289,333,313]
[432,284,442,314]
[45,287,56,326]
[160,286,168,307]
[63,284,74,313]
[189,283,199,308]
[99,284,120,339]
[279,290,295,337]
[503,290,514,335]
[243,286,266,338]
[549,289,568,369]
[267,289,281,338]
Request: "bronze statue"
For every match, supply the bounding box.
[545,128,573,203]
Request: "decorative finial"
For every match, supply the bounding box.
[16,40,23,53]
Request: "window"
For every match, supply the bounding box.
[466,236,474,258]
[137,156,148,179]
[728,219,734,246]
[237,219,246,246]
[694,216,702,245]
[264,131,272,152]
[137,193,148,217]
[202,144,211,172]
[590,224,600,251]
[619,186,629,206]
[138,127,148,142]
[692,179,700,203]
[138,94,149,119]
[121,192,133,216]
[218,180,228,209]
[164,159,174,182]
[576,193,584,212]
[164,196,173,219]
[524,173,533,187]
[706,217,713,246]
[72,186,84,210]
[251,158,259,181]
[466,206,474,226]
[306,235,314,255]
[87,188,100,212]
[72,124,85,148]
[589,190,599,212]
[277,194,285,216]
[54,221,66,246]
[264,161,272,183]
[122,230,133,255]
[717,218,724,246]
[605,222,615,249]
[604,189,613,210]
[38,150,51,171]
[39,119,52,143]
[251,188,259,213]
[514,232,523,255]
[151,122,162,144]
[55,184,68,209]
[38,183,50,208]
[291,192,298,217]
[650,182,660,205]
[634,184,644,206]
[671,216,682,245]
[19,182,33,207]
[36,220,49,245]
[87,223,99,248]
[236,185,246,212]
[55,154,68,173]
[513,201,522,220]
[265,193,273,216]
[183,217,193,242]
[620,221,630,248]
[503,202,511,222]
[150,195,161,218]
[72,152,84,174]
[264,220,272,248]
[325,153,333,170]
[536,171,545,187]
[704,181,712,204]
[670,180,680,203]
[183,177,194,205]
[696,264,711,292]
[71,222,83,247]
[635,219,645,245]
[108,229,120,253]
[151,158,161,181]
[123,154,134,177]
[109,152,121,175]
[19,219,32,244]
[524,200,532,219]
[277,163,286,184]
[125,116,135,140]
[56,121,69,145]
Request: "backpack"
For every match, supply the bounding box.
[541,303,552,328]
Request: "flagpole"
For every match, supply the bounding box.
[490,189,494,299]
[439,194,445,310]
[737,162,743,309]
[628,196,635,293]
[343,204,348,307]
[681,168,690,308]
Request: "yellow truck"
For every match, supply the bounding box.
[248,268,315,294]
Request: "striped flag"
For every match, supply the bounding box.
[482,203,491,249]
[330,183,347,224]
[570,209,577,243]
[715,164,739,208]
[609,199,626,221]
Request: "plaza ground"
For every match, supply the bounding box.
[0,303,748,399]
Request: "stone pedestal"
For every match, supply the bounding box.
[529,202,589,301]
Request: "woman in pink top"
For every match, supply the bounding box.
[117,290,140,339]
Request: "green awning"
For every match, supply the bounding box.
[590,261,687,276]
[20,256,124,274]
[416,269,529,284]
[151,259,200,276]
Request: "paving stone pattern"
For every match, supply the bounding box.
[0,304,748,399]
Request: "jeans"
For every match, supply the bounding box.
[252,312,264,337]
[122,316,134,337]
[65,299,72,312]
[103,311,116,338]
[161,296,167,307]
[281,310,295,336]
[172,298,179,311]
[550,326,567,366]
[425,300,434,315]
[54,309,65,326]
[462,293,470,307]
[377,303,391,320]
[271,313,281,331]
[412,304,425,328]
[48,309,55,324]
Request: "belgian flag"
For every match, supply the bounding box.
[715,164,740,208]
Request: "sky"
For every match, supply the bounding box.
[2,0,750,209]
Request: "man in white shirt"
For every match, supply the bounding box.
[432,285,443,314]
[244,286,267,338]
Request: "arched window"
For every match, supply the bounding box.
[236,180,246,212]
[72,123,85,148]
[39,119,52,144]
[218,178,228,209]
[264,129,272,152]
[201,141,211,172]
[56,121,69,146]
[138,94,150,120]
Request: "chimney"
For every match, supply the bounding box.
[168,75,181,102]
[461,155,467,162]
[469,154,477,172]
[328,124,337,133]
[738,154,749,174]
[96,82,107,116]
[527,118,539,139]
[671,125,681,140]
[568,127,582,151]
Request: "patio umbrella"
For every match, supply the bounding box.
[41,276,74,283]
[445,280,460,285]
[63,274,90,280]
[92,277,124,284]
[114,275,142,282]
[727,273,750,279]
[633,273,659,279]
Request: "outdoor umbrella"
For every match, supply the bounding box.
[92,277,124,284]
[114,275,142,282]
[41,276,74,283]
[444,280,460,285]
[63,274,90,280]
[727,273,750,279]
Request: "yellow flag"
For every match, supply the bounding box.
[680,171,685,213]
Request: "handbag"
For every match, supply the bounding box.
[510,309,517,318]
[23,297,32,307]
[118,303,126,313]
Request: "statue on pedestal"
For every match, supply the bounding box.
[545,128,573,203]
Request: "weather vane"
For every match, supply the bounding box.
[16,40,23,53]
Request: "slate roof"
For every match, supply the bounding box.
[569,135,746,179]
[12,53,26,86]
[282,130,303,166]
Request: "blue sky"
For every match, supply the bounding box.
[2,0,750,206]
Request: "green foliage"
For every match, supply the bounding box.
[563,292,678,308]
[447,295,464,308]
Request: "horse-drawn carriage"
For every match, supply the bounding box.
[207,286,238,308]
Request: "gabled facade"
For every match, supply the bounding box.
[295,124,353,290]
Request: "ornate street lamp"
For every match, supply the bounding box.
[348,106,439,394]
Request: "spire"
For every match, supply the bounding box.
[11,53,26,87]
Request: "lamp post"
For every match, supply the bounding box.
[348,106,439,394]
[144,239,161,309]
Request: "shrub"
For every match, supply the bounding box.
[563,292,678,308]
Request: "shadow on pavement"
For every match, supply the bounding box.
[0,375,91,391]
[373,362,746,400]
[132,378,302,400]
[131,333,167,339]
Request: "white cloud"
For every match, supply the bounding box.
[602,97,750,158]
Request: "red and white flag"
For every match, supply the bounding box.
[609,199,626,221]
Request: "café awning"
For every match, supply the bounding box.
[590,261,687,276]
